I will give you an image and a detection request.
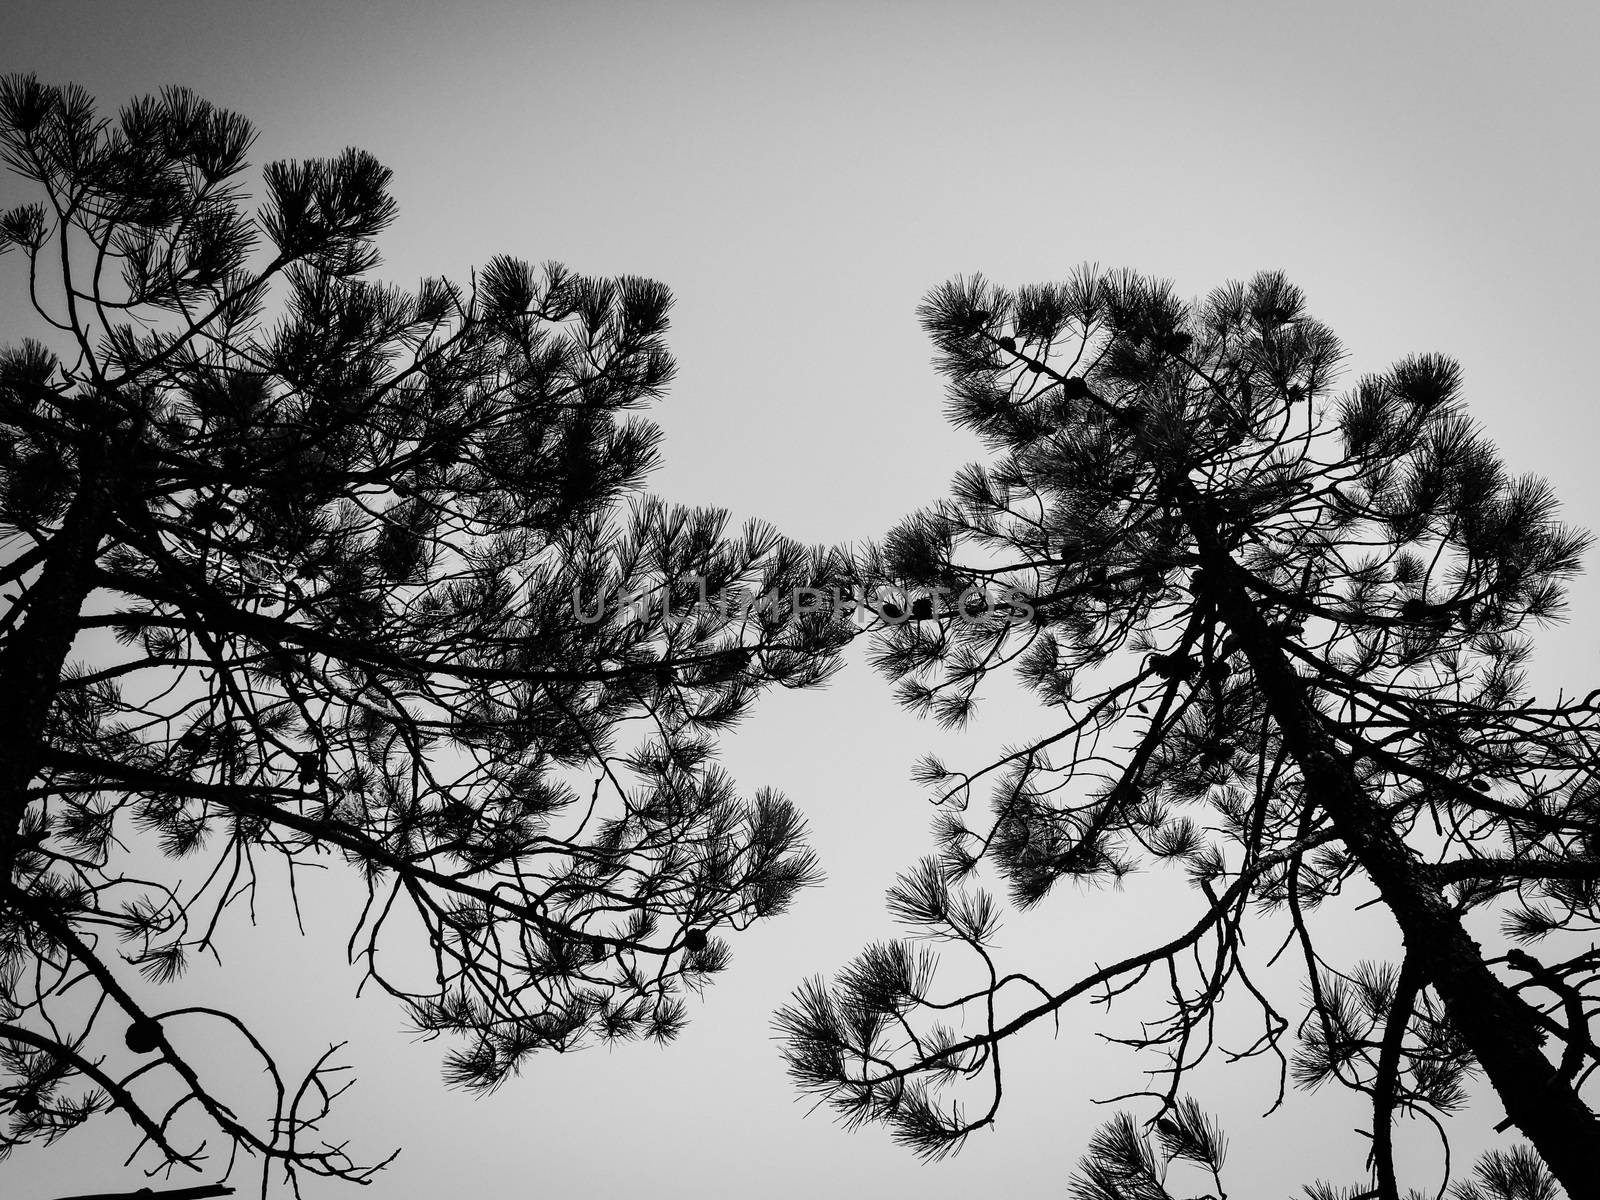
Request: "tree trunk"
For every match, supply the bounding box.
[0,442,112,888]
[1183,493,1600,1198]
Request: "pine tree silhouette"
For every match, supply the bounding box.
[0,75,849,1188]
[777,267,1600,1196]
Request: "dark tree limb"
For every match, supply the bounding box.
[46,1185,234,1200]
[1370,954,1423,1200]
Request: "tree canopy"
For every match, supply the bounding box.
[5,72,1597,1200]
[777,267,1600,1198]
[0,75,849,1190]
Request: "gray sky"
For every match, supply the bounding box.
[5,2,1600,1197]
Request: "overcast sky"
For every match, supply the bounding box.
[5,3,1600,1198]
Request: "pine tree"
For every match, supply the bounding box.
[776,267,1600,1196]
[0,76,848,1187]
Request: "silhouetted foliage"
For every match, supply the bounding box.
[777,267,1600,1196]
[1066,1103,1558,1200]
[1066,1098,1226,1200]
[0,76,849,1190]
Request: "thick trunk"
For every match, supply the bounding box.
[0,445,112,888]
[1183,495,1599,1198]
